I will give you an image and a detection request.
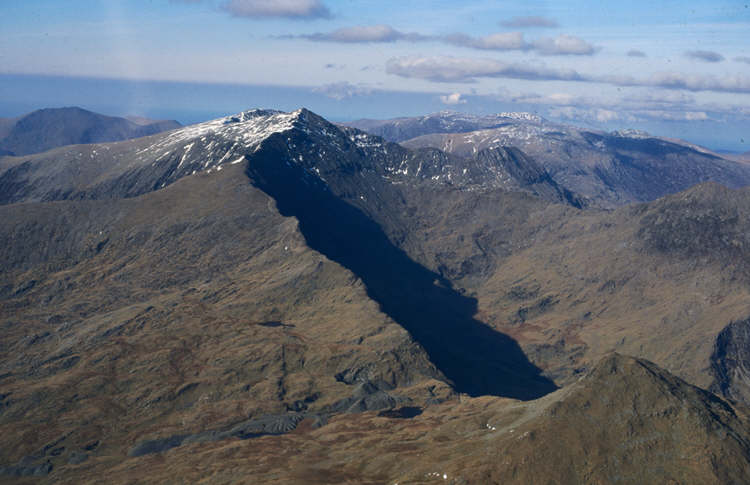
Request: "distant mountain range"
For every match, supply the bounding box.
[2,107,750,483]
[0,107,181,156]
[347,111,750,208]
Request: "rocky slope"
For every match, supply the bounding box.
[0,107,181,156]
[465,183,750,391]
[43,354,750,484]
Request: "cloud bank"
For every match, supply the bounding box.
[385,56,583,83]
[297,25,597,56]
[386,55,750,94]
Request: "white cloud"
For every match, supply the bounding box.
[312,82,372,100]
[439,93,467,105]
[444,32,527,50]
[222,0,331,19]
[533,34,597,55]
[302,25,426,43]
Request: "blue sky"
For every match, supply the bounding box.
[1,0,750,150]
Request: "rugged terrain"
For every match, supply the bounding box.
[17,354,750,484]
[2,107,750,482]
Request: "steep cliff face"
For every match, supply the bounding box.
[711,317,750,404]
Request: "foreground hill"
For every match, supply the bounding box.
[348,111,750,208]
[1,107,750,481]
[0,107,181,156]
[47,354,750,484]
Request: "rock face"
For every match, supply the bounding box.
[637,181,750,268]
[350,111,750,208]
[0,107,181,156]
[711,317,750,404]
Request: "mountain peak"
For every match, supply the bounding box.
[581,352,740,421]
[161,107,303,147]
[611,128,652,138]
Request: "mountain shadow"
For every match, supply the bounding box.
[247,136,557,399]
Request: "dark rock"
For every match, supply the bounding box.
[128,434,187,457]
[82,440,99,451]
[377,406,423,419]
[67,452,89,465]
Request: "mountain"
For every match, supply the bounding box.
[2,107,750,482]
[348,111,750,208]
[0,107,181,156]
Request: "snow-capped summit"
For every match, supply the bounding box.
[345,111,546,143]
[611,128,651,139]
